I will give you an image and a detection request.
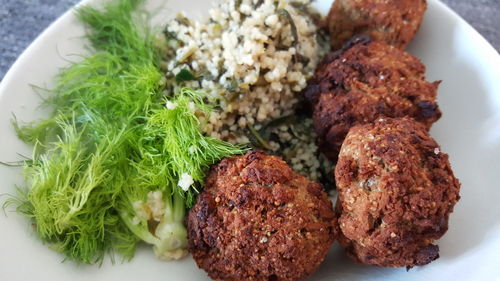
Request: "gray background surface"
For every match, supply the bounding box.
[0,0,499,80]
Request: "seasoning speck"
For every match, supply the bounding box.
[166,101,178,110]
[178,173,194,191]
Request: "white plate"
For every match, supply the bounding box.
[1,0,500,280]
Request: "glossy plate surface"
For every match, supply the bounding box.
[1,0,499,280]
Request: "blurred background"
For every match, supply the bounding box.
[0,0,499,80]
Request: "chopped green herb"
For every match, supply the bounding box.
[277,9,298,47]
[226,79,239,93]
[175,68,196,82]
[247,124,272,150]
[175,13,191,27]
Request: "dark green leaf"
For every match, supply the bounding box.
[175,68,196,82]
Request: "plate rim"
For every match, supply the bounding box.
[1,0,500,280]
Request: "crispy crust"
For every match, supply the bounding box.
[304,38,440,161]
[187,151,336,281]
[334,117,460,268]
[327,0,427,49]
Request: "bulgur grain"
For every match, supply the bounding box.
[162,0,331,182]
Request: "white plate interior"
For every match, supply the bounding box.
[1,0,500,280]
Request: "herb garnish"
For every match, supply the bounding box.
[3,0,246,264]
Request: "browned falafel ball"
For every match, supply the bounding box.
[305,37,440,161]
[334,117,460,268]
[187,151,336,281]
[327,0,427,50]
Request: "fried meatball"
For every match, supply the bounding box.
[334,117,460,268]
[187,151,335,281]
[327,0,427,50]
[304,36,441,161]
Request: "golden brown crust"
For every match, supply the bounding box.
[305,38,440,161]
[187,151,336,281]
[327,0,427,49]
[334,117,460,268]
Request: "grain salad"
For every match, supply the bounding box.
[160,0,332,182]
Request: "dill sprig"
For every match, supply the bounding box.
[3,0,246,264]
[123,89,247,208]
